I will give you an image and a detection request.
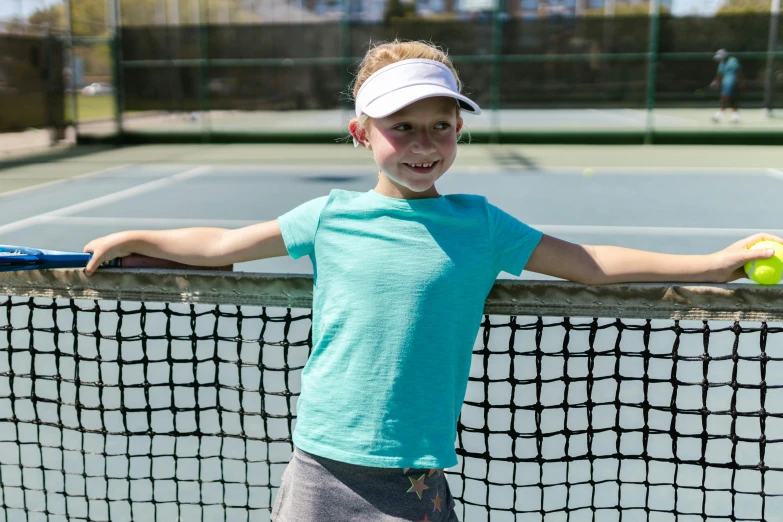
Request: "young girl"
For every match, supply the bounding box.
[84,40,779,522]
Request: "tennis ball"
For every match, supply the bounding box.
[744,240,783,285]
[583,168,594,177]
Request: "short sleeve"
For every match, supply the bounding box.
[488,203,543,276]
[277,196,329,259]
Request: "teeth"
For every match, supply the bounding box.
[409,162,434,168]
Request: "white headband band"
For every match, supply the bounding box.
[354,58,481,119]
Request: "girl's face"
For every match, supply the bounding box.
[353,97,463,200]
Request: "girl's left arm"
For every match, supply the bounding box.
[525,233,783,285]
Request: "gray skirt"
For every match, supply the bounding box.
[272,447,459,522]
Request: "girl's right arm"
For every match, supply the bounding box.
[83,220,288,275]
[525,233,781,285]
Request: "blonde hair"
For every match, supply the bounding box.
[352,39,463,102]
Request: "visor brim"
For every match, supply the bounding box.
[360,85,481,118]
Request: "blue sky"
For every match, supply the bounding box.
[0,0,60,20]
[0,0,728,22]
[0,0,58,21]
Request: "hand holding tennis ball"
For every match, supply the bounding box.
[744,240,783,285]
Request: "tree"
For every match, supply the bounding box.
[71,0,109,36]
[717,0,772,14]
[584,3,671,16]
[116,0,259,25]
[384,0,418,23]
[26,0,261,33]
[28,4,67,32]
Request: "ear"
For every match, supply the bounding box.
[349,119,372,149]
[456,117,463,134]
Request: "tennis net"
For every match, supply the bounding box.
[1,269,783,521]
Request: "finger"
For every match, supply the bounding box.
[741,247,776,264]
[732,233,783,249]
[84,258,99,276]
[758,233,783,244]
[747,232,783,243]
[84,252,105,276]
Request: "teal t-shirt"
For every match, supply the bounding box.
[278,189,542,468]
[718,56,741,89]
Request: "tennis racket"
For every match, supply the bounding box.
[0,245,233,272]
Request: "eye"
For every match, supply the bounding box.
[434,122,452,130]
[392,123,412,131]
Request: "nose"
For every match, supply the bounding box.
[411,130,436,154]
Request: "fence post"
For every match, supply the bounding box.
[66,0,79,139]
[191,0,212,143]
[644,0,660,145]
[199,22,211,142]
[765,0,780,116]
[490,0,505,144]
[340,0,352,111]
[42,25,57,146]
[110,0,124,141]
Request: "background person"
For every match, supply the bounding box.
[710,48,744,123]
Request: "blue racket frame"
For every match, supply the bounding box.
[0,245,118,272]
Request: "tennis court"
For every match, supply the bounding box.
[1,143,782,268]
[1,143,783,521]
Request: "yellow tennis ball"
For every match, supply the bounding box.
[583,168,594,177]
[744,240,783,285]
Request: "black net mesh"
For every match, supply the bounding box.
[1,298,304,521]
[2,272,783,521]
[0,33,66,133]
[461,315,782,521]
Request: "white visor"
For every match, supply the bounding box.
[354,58,481,119]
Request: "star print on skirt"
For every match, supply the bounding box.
[272,447,459,521]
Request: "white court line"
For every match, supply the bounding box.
[24,163,762,177]
[767,168,783,180]
[176,165,376,174]
[180,164,770,176]
[449,166,770,176]
[582,165,766,172]
[535,225,783,236]
[0,163,132,201]
[586,108,645,125]
[54,217,781,238]
[622,108,698,125]
[54,216,256,228]
[0,166,212,237]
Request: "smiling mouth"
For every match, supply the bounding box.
[404,161,439,173]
